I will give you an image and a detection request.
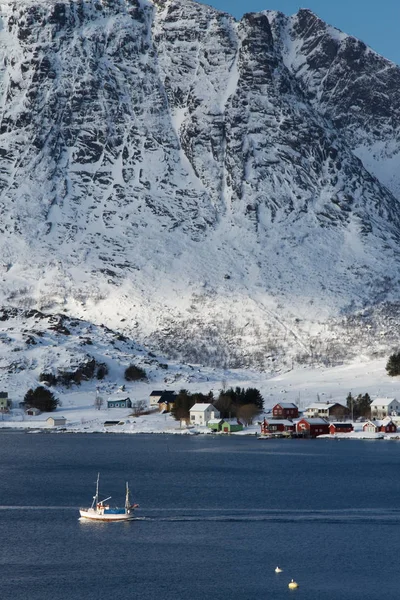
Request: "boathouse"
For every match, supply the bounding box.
[261,418,295,434]
[329,423,353,435]
[296,418,329,438]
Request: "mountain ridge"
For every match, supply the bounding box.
[0,0,399,374]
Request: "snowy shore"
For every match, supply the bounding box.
[1,357,399,439]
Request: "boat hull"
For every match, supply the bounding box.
[79,509,135,522]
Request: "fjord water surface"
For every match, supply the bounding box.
[1,433,399,600]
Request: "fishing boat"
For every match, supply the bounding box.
[79,473,139,521]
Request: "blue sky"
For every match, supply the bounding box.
[201,0,400,65]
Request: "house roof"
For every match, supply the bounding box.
[274,402,297,409]
[46,416,66,423]
[370,397,396,407]
[331,423,353,429]
[299,418,329,424]
[108,397,130,403]
[221,419,241,425]
[190,403,216,412]
[265,419,294,426]
[305,402,346,411]
[376,419,396,427]
[208,418,224,425]
[151,390,176,397]
[0,392,8,399]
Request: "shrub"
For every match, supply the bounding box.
[39,372,57,386]
[124,364,147,381]
[96,363,108,380]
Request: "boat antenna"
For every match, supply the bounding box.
[91,472,100,509]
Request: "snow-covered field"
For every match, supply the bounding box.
[1,357,398,438]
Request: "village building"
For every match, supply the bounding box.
[220,419,243,433]
[158,391,177,413]
[0,392,10,412]
[207,418,224,432]
[26,407,41,416]
[107,397,132,409]
[46,416,67,428]
[103,420,121,427]
[190,403,220,426]
[378,418,397,433]
[370,398,400,419]
[363,421,379,433]
[272,402,299,419]
[329,423,353,435]
[296,418,330,438]
[150,390,177,408]
[261,418,295,434]
[304,402,349,421]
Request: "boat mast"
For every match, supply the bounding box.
[125,482,131,511]
[91,472,100,509]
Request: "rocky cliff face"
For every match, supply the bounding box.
[0,0,399,371]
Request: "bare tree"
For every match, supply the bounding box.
[236,403,259,426]
[131,399,148,417]
[94,390,104,411]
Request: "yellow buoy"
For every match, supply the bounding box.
[275,566,283,573]
[288,579,299,589]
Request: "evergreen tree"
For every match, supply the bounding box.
[171,389,195,421]
[24,386,58,412]
[386,352,400,376]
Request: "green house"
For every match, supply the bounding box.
[220,419,243,433]
[207,418,224,432]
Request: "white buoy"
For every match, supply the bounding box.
[275,566,283,573]
[288,579,299,589]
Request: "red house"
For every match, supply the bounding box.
[329,423,354,435]
[296,418,329,438]
[272,402,299,419]
[261,419,295,434]
[379,419,397,433]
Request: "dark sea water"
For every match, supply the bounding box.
[1,433,400,600]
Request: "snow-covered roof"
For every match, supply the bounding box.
[190,403,216,412]
[370,397,396,406]
[299,418,329,424]
[376,418,396,427]
[305,402,344,410]
[208,418,223,424]
[274,402,297,409]
[265,419,294,426]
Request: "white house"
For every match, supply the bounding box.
[190,403,220,427]
[304,402,348,420]
[46,416,67,428]
[370,398,400,419]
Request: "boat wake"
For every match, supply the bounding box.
[140,507,400,524]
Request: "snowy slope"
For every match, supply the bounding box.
[0,0,399,377]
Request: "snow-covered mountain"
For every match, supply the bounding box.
[0,0,399,375]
